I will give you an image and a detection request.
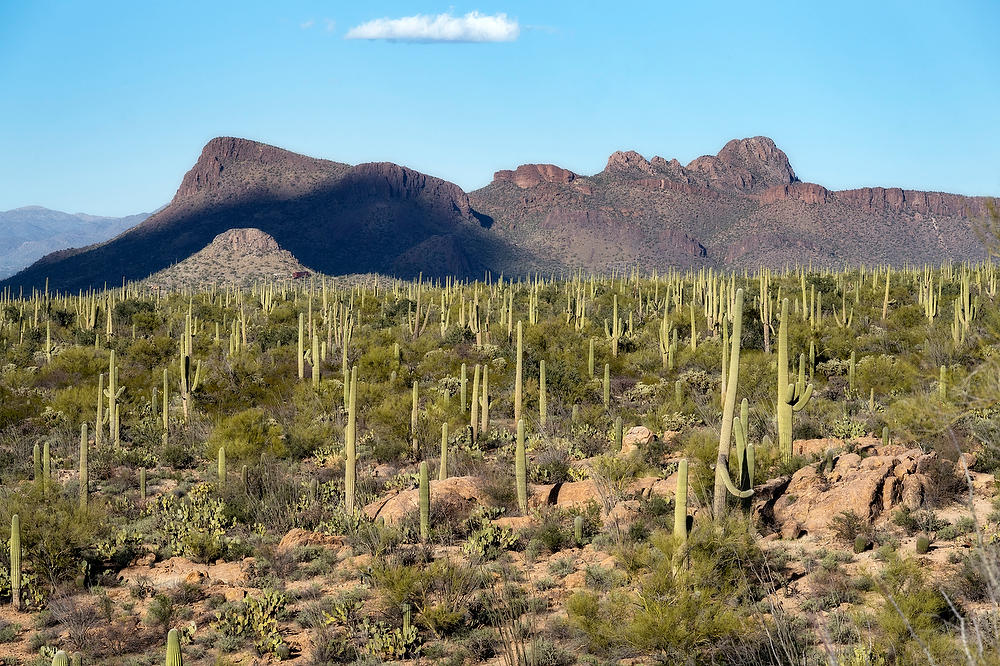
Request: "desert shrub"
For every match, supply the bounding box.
[567,515,766,661]
[207,407,286,461]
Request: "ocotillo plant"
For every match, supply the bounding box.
[713,288,752,517]
[776,298,813,461]
[10,514,20,610]
[419,461,430,542]
[516,419,528,514]
[345,366,358,515]
[166,627,183,666]
[79,423,88,510]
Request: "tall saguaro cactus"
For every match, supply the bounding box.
[713,288,753,517]
[514,320,523,423]
[345,366,358,515]
[777,298,814,460]
[439,423,449,481]
[539,360,547,430]
[79,423,89,510]
[10,514,21,610]
[419,461,430,542]
[673,459,688,544]
[515,419,528,514]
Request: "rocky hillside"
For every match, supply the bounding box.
[2,137,531,292]
[0,206,149,279]
[471,136,992,271]
[3,136,993,292]
[146,228,314,289]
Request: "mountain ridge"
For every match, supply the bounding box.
[3,136,993,292]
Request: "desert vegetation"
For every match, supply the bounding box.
[1,264,1000,665]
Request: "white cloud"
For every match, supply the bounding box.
[324,18,336,32]
[300,19,315,29]
[345,11,519,43]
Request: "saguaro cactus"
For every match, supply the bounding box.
[10,514,21,610]
[674,459,688,544]
[79,423,89,510]
[574,515,584,546]
[410,381,419,456]
[419,461,430,542]
[297,312,305,380]
[217,446,226,485]
[539,360,547,430]
[33,443,41,483]
[42,441,51,492]
[777,298,813,460]
[51,651,69,666]
[166,627,183,666]
[345,367,358,515]
[439,423,449,481]
[603,363,610,408]
[732,399,756,510]
[139,468,147,500]
[516,419,528,514]
[514,320,523,423]
[713,288,753,517]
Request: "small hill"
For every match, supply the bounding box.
[146,228,313,289]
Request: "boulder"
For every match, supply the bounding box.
[277,528,345,553]
[621,426,655,456]
[769,446,947,536]
[364,476,490,525]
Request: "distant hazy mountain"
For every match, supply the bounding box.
[0,206,149,279]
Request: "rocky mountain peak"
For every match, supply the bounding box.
[687,136,797,193]
[604,150,655,174]
[493,164,578,188]
[173,136,344,201]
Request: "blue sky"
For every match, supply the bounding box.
[1,1,997,216]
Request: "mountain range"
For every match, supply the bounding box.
[2,136,993,292]
[0,206,149,280]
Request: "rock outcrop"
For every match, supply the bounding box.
[494,164,578,188]
[762,445,952,538]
